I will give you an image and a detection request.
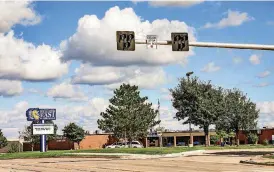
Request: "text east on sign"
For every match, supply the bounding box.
[26,108,56,121]
[32,124,54,135]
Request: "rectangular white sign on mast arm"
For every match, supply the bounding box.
[33,124,54,135]
[146,35,158,49]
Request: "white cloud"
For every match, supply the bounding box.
[256,101,274,128]
[47,83,88,101]
[201,62,220,73]
[203,10,254,29]
[0,31,69,81]
[254,82,270,88]
[0,99,109,138]
[258,70,270,78]
[0,0,41,33]
[147,0,204,7]
[233,57,243,64]
[249,54,261,65]
[61,6,196,67]
[72,63,168,90]
[0,79,23,97]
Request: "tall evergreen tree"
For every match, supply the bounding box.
[0,129,8,149]
[97,83,160,147]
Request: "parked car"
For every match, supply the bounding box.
[177,142,186,146]
[105,142,123,148]
[105,141,144,148]
[122,141,144,148]
[193,141,200,146]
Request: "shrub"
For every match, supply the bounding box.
[210,135,219,145]
[262,139,269,146]
[247,133,258,145]
[7,143,20,153]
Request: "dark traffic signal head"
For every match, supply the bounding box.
[116,31,135,51]
[171,32,189,51]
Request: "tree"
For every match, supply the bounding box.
[19,125,39,151]
[97,84,160,147]
[0,129,8,149]
[62,123,85,148]
[171,76,224,146]
[19,121,58,151]
[216,89,259,146]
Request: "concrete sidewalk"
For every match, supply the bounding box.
[64,150,205,159]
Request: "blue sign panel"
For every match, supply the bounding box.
[26,108,56,121]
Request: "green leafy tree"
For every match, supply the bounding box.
[216,89,259,146]
[171,76,224,146]
[0,129,8,149]
[62,123,85,148]
[98,84,160,147]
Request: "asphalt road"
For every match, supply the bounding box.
[1,149,274,172]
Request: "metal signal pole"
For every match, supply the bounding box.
[135,40,274,51]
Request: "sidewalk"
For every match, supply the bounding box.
[64,150,205,159]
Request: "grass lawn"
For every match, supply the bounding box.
[0,144,273,160]
[0,151,120,160]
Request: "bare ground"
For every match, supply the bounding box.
[0,149,274,172]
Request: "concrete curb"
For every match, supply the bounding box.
[240,160,274,166]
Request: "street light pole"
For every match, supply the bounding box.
[135,40,274,51]
[186,71,194,147]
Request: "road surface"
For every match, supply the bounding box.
[0,149,274,172]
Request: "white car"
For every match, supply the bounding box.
[105,141,143,148]
[121,141,144,148]
[105,142,123,148]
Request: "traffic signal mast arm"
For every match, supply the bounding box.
[135,40,274,51]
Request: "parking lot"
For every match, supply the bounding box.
[0,149,274,172]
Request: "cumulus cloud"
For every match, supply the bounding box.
[0,31,69,81]
[256,101,274,128]
[0,79,23,97]
[61,6,196,67]
[0,99,109,138]
[257,70,270,78]
[201,62,220,73]
[147,0,204,7]
[203,10,254,29]
[47,83,88,101]
[0,0,41,33]
[72,63,168,90]
[249,54,261,65]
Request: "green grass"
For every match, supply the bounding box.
[73,146,201,155]
[263,155,274,159]
[0,144,273,160]
[0,151,120,160]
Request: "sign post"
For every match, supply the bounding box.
[26,108,56,153]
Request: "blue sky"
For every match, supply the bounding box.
[1,0,274,139]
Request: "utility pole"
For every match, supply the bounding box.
[186,71,194,147]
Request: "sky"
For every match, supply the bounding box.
[1,0,274,139]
